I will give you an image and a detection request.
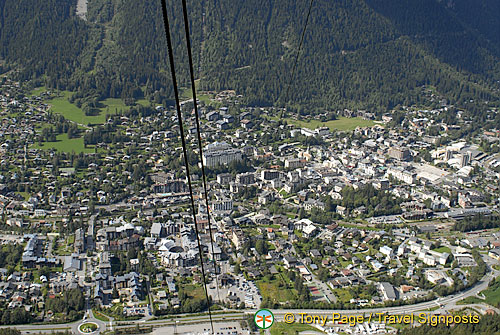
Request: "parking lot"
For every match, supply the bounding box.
[152,321,245,335]
[206,275,261,308]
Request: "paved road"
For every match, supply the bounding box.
[266,269,497,318]
[3,269,496,334]
[70,310,107,335]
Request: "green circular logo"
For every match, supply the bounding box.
[254,309,275,329]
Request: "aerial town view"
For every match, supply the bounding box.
[0,1,500,335]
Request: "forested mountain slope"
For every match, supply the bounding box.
[0,0,90,86]
[1,0,499,111]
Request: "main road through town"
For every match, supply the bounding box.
[2,270,497,334]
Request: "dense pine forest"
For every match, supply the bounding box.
[1,0,499,111]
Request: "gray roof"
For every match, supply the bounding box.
[151,222,163,235]
[380,282,397,300]
[63,256,81,272]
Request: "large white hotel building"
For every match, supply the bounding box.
[202,141,242,167]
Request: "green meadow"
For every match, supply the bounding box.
[98,98,128,114]
[180,81,215,105]
[33,133,95,154]
[47,91,116,125]
[280,116,377,131]
[30,86,47,96]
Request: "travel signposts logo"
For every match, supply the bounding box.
[254,309,275,329]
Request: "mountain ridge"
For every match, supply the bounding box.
[0,0,499,112]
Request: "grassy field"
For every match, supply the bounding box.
[30,86,47,96]
[458,277,500,306]
[278,116,376,131]
[182,284,205,300]
[47,91,91,125]
[33,133,95,154]
[47,92,122,125]
[433,246,452,254]
[457,296,482,305]
[54,242,71,256]
[98,98,128,114]
[92,310,110,322]
[180,82,214,105]
[256,276,297,303]
[478,278,500,306]
[136,99,151,107]
[270,322,323,335]
[331,288,353,303]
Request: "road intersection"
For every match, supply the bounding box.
[2,269,496,334]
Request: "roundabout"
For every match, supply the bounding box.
[79,322,99,334]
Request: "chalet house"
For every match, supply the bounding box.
[283,255,297,268]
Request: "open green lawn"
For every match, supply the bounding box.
[47,91,92,125]
[79,323,98,332]
[30,86,47,96]
[387,321,412,331]
[278,116,376,131]
[136,99,151,107]
[433,246,452,254]
[47,92,122,125]
[180,87,193,100]
[457,296,482,305]
[180,82,214,105]
[338,259,351,268]
[270,322,324,335]
[33,133,95,154]
[98,98,128,113]
[256,276,297,303]
[34,122,53,131]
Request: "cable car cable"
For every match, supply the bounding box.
[159,0,214,332]
[180,0,222,304]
